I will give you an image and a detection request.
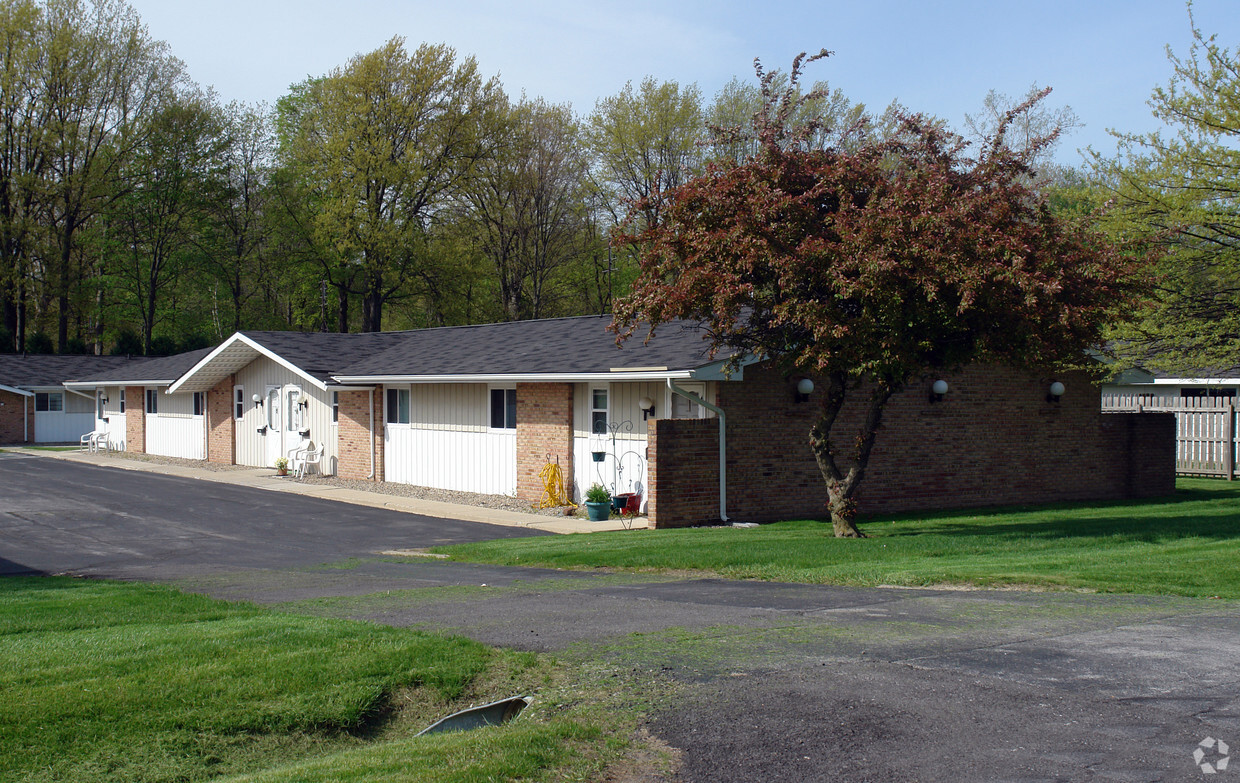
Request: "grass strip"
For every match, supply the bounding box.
[435,478,1240,597]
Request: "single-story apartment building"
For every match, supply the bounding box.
[0,354,140,444]
[60,315,1175,528]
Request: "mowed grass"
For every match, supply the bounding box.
[0,577,603,783]
[437,478,1240,597]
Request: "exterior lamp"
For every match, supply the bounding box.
[638,396,655,420]
[1047,381,1065,403]
[795,378,815,403]
[252,393,263,408]
[929,379,949,403]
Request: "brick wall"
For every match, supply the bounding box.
[206,377,235,464]
[0,390,32,443]
[648,417,720,527]
[647,363,1178,528]
[337,389,382,480]
[125,385,145,453]
[515,382,573,503]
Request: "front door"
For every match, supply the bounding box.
[264,385,281,466]
[283,385,304,460]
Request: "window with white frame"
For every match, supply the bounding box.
[590,387,608,434]
[35,392,63,412]
[331,391,339,424]
[386,387,410,424]
[119,389,125,414]
[96,391,105,419]
[193,392,206,416]
[489,388,516,429]
[146,389,158,414]
[234,386,244,420]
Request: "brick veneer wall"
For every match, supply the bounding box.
[337,389,383,480]
[206,376,235,464]
[515,382,573,503]
[125,385,145,453]
[647,363,1177,528]
[0,389,32,443]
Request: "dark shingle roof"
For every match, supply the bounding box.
[71,348,215,385]
[0,354,139,388]
[334,315,729,378]
[237,331,414,383]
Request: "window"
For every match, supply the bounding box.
[193,392,206,416]
[35,392,63,412]
[234,386,244,420]
[146,389,158,414]
[331,391,339,424]
[1182,387,1237,399]
[591,387,608,434]
[286,388,303,431]
[386,387,410,424]
[96,391,105,419]
[489,388,516,429]
[119,389,125,414]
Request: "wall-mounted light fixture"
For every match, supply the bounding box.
[252,393,263,409]
[795,378,815,403]
[638,396,655,420]
[929,379,949,403]
[1047,381,1065,403]
[298,398,309,410]
[100,396,109,405]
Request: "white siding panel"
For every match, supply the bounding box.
[386,426,516,496]
[33,412,95,443]
[410,383,486,431]
[233,358,336,470]
[146,413,205,459]
[572,434,648,508]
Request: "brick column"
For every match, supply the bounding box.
[337,389,383,481]
[0,390,31,443]
[125,385,145,453]
[647,417,721,528]
[515,382,573,503]
[206,376,235,464]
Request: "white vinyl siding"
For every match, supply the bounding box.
[384,383,516,496]
[570,381,659,505]
[145,389,205,460]
[233,358,336,472]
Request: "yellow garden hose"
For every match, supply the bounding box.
[537,457,572,509]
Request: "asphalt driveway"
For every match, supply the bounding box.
[3,452,1238,782]
[0,453,546,579]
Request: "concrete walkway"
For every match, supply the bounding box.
[9,447,631,535]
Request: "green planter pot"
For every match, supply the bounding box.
[585,501,611,521]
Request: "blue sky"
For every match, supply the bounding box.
[129,0,1239,166]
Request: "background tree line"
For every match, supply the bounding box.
[0,0,1231,376]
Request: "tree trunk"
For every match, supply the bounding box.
[807,373,896,538]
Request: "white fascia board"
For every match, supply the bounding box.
[1144,378,1240,386]
[167,333,328,394]
[0,383,33,397]
[331,370,696,385]
[64,379,175,389]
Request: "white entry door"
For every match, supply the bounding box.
[283,385,304,461]
[264,385,281,466]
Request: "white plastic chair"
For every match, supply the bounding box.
[80,430,107,453]
[293,442,324,479]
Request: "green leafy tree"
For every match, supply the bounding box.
[613,52,1148,537]
[462,96,591,320]
[279,38,499,332]
[1096,15,1240,373]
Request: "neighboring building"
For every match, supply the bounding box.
[61,316,1175,528]
[1102,368,1240,478]
[0,354,137,444]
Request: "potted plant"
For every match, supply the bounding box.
[274,456,289,477]
[584,483,611,521]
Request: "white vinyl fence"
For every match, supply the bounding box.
[1102,394,1237,478]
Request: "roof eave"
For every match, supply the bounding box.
[168,333,329,394]
[331,370,698,384]
[0,382,33,397]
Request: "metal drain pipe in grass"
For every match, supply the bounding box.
[666,378,728,523]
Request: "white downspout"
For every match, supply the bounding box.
[23,394,27,442]
[667,378,729,523]
[367,388,375,480]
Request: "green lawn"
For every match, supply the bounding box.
[436,478,1240,598]
[0,578,609,783]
